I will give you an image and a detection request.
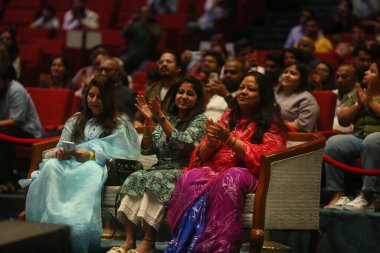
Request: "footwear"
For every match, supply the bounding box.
[326,196,352,209]
[106,246,127,253]
[343,195,374,211]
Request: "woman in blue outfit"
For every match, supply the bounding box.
[24,75,140,253]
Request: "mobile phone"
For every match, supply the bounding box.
[209,72,219,81]
[62,141,76,153]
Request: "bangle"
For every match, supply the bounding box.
[143,135,152,138]
[89,151,95,160]
[205,141,217,149]
[227,137,237,146]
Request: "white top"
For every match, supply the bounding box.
[332,89,355,132]
[63,9,99,30]
[204,95,228,121]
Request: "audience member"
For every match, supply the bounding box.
[0,40,10,64]
[72,45,110,97]
[100,57,137,120]
[328,0,360,34]
[199,51,227,120]
[62,0,99,30]
[0,63,43,193]
[234,38,264,74]
[39,55,77,91]
[120,5,162,73]
[335,24,367,59]
[190,0,234,32]
[353,46,372,83]
[165,71,287,252]
[147,0,177,13]
[264,53,284,88]
[30,4,60,33]
[332,64,358,132]
[283,47,304,65]
[309,61,335,90]
[304,17,334,53]
[134,51,182,126]
[324,59,380,211]
[297,35,320,69]
[284,9,315,49]
[108,77,207,253]
[25,75,140,253]
[0,29,21,79]
[275,62,319,132]
[205,58,246,120]
[352,0,379,19]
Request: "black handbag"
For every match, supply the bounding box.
[105,158,144,186]
[102,159,144,239]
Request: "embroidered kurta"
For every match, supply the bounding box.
[120,114,207,206]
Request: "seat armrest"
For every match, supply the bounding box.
[28,137,60,178]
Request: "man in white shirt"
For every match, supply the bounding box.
[62,0,99,30]
[333,64,358,132]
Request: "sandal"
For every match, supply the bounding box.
[106,246,128,253]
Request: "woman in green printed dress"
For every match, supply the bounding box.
[107,76,207,253]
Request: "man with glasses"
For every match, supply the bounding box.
[100,57,137,120]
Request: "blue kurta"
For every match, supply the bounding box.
[25,114,140,253]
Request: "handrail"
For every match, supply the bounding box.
[323,154,380,175]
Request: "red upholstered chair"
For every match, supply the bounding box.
[99,28,127,55]
[132,71,147,94]
[0,88,74,165]
[311,90,342,138]
[315,52,340,69]
[8,0,41,9]
[17,27,50,44]
[25,88,74,131]
[19,44,42,68]
[2,9,36,27]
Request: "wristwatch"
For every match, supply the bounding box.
[153,116,166,124]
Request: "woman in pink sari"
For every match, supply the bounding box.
[165,71,287,253]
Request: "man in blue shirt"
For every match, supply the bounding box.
[0,63,43,192]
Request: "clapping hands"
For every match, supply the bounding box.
[205,119,231,147]
[135,95,163,121]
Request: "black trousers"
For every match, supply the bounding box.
[0,125,33,183]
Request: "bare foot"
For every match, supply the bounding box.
[119,239,136,251]
[134,239,156,253]
[324,192,344,208]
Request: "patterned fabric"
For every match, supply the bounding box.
[25,114,140,253]
[120,114,207,206]
[166,110,287,252]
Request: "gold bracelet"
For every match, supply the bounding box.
[89,151,95,160]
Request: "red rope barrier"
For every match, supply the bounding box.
[323,154,380,175]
